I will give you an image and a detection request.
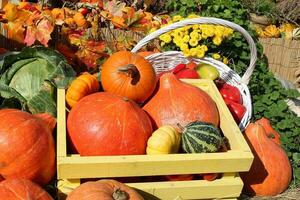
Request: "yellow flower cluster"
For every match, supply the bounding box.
[158,15,234,59]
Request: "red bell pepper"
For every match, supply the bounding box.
[224,99,246,124]
[219,83,242,104]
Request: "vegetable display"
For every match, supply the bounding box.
[0,46,76,116]
[67,92,153,156]
[67,179,144,200]
[101,51,157,103]
[0,109,56,186]
[143,73,220,129]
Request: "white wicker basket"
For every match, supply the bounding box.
[131,17,257,131]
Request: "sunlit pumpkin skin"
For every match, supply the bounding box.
[137,51,155,57]
[146,125,181,155]
[101,51,157,103]
[240,122,292,196]
[67,179,144,200]
[0,179,53,200]
[257,117,281,145]
[0,109,56,186]
[67,92,153,156]
[66,72,99,108]
[143,73,219,130]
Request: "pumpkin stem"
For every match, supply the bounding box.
[112,188,129,200]
[177,123,185,132]
[118,64,140,85]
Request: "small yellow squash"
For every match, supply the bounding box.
[146,125,181,155]
[66,72,99,108]
[264,25,280,38]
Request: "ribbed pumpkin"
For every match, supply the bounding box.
[66,72,99,108]
[257,117,281,145]
[0,109,56,186]
[0,179,53,200]
[240,122,292,196]
[67,179,144,200]
[67,92,153,156]
[143,73,219,130]
[146,125,181,155]
[181,121,223,153]
[101,51,157,103]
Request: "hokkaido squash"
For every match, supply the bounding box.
[101,51,157,103]
[67,179,144,200]
[0,109,56,186]
[66,72,99,108]
[67,92,153,156]
[0,179,53,200]
[240,122,292,196]
[257,117,281,145]
[143,73,219,130]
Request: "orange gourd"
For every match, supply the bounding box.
[67,92,153,156]
[67,179,144,200]
[240,122,292,196]
[101,51,157,103]
[257,117,281,145]
[143,72,219,130]
[137,51,155,57]
[0,109,56,186]
[0,179,53,200]
[66,72,99,108]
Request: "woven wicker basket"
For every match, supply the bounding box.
[131,17,257,131]
[259,38,300,88]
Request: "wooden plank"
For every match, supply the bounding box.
[127,177,243,200]
[57,89,67,157]
[57,151,253,179]
[57,177,243,200]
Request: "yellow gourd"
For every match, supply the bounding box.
[264,25,280,38]
[66,72,99,108]
[146,125,181,155]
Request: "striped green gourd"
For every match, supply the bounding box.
[181,121,223,153]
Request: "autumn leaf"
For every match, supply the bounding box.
[103,0,126,17]
[35,18,54,46]
[111,16,127,28]
[4,21,25,43]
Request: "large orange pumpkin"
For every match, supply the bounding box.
[67,92,153,156]
[240,122,292,196]
[257,117,281,145]
[67,179,144,200]
[0,109,56,186]
[101,51,157,103]
[0,179,53,200]
[143,73,219,130]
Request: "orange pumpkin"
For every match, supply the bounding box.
[101,51,157,103]
[137,51,156,57]
[67,92,153,156]
[66,72,99,108]
[67,179,144,200]
[0,179,53,200]
[0,109,56,186]
[257,117,281,145]
[240,122,292,196]
[143,72,219,130]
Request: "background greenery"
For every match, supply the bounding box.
[164,0,300,187]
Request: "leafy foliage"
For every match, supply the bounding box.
[164,0,300,186]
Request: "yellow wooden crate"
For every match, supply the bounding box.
[56,79,253,200]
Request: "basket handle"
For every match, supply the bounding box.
[131,17,257,85]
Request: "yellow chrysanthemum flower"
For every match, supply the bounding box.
[159,33,172,43]
[196,49,205,58]
[180,43,189,51]
[183,49,191,57]
[173,15,183,22]
[197,44,208,52]
[160,42,165,47]
[190,31,199,39]
[223,28,234,37]
[183,35,190,43]
[212,53,221,60]
[190,48,198,56]
[213,36,222,46]
[189,38,198,47]
[223,57,229,65]
[192,24,200,30]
